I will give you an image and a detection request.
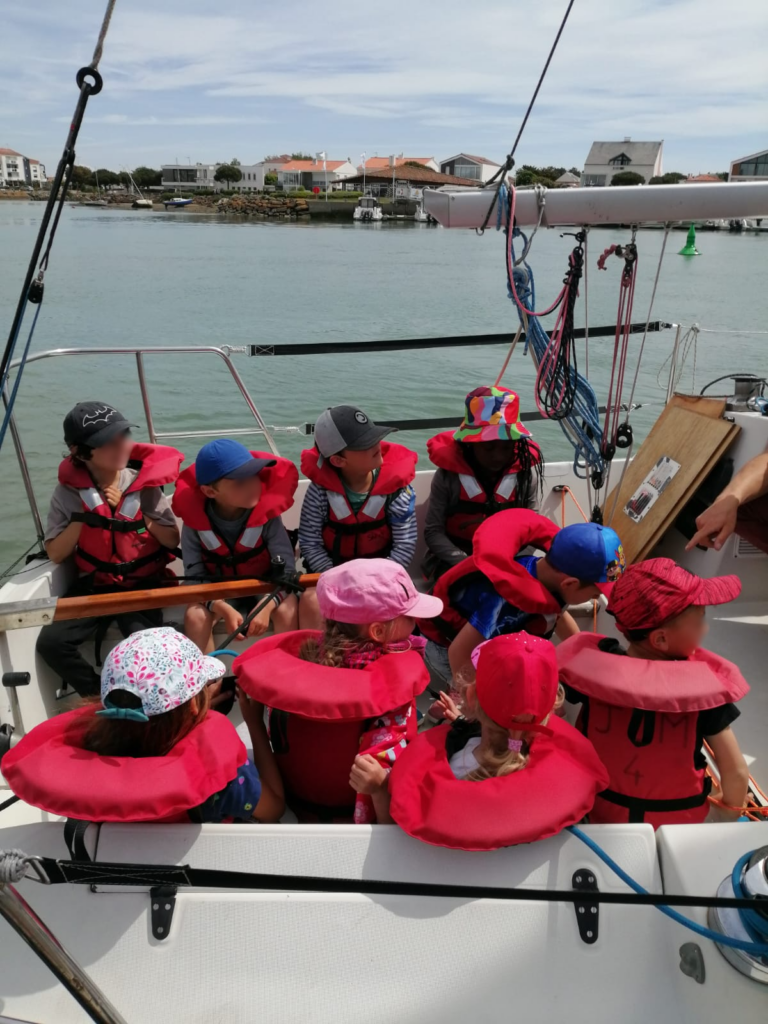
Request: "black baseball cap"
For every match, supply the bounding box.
[63,402,137,449]
[314,405,395,458]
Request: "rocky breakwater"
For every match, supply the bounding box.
[215,194,310,218]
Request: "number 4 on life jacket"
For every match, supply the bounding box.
[557,633,750,828]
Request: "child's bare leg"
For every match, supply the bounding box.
[271,593,298,632]
[298,586,324,630]
[184,603,215,653]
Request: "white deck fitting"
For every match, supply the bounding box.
[422,181,768,229]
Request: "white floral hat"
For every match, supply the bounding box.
[99,627,225,722]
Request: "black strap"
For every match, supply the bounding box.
[63,818,93,861]
[0,794,20,814]
[204,543,267,571]
[447,497,517,518]
[77,546,168,577]
[286,792,355,823]
[33,854,760,910]
[627,708,656,748]
[599,776,712,823]
[71,511,146,534]
[327,519,389,537]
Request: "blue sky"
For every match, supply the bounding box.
[2,0,766,174]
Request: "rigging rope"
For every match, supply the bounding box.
[499,187,604,481]
[0,0,116,457]
[477,0,577,233]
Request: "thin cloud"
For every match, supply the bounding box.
[2,0,766,172]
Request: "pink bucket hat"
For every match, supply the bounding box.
[454,385,532,443]
[99,627,225,722]
[316,559,444,624]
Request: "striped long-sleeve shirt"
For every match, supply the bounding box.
[298,481,417,573]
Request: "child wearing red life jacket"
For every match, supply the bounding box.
[423,385,543,583]
[235,559,442,824]
[382,633,609,849]
[37,402,182,696]
[298,405,418,629]
[173,439,299,653]
[3,628,285,824]
[558,559,750,828]
[421,508,626,685]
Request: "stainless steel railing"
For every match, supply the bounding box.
[3,345,282,549]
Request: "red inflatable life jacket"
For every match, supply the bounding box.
[301,441,417,565]
[235,630,429,821]
[389,716,608,851]
[1,706,246,823]
[427,430,539,553]
[557,633,750,828]
[418,509,562,645]
[172,453,298,579]
[58,443,183,588]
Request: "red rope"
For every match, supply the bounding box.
[599,244,638,448]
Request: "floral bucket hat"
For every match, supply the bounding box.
[99,627,225,722]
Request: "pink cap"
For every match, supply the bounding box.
[316,559,444,624]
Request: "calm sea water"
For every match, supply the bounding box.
[1,201,766,566]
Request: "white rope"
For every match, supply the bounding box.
[657,324,700,394]
[583,226,590,379]
[513,186,547,266]
[0,849,29,884]
[624,223,671,419]
[494,323,525,385]
[89,0,118,70]
[696,326,768,335]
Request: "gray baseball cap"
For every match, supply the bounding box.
[314,406,396,458]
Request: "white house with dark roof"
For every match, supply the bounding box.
[580,139,663,186]
[439,154,500,184]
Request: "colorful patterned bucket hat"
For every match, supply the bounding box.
[453,386,532,443]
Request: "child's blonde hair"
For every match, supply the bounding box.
[299,619,402,668]
[453,663,564,782]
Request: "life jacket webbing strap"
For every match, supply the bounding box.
[76,546,168,576]
[286,791,355,823]
[599,776,711,822]
[204,543,267,569]
[71,511,146,534]
[328,519,389,536]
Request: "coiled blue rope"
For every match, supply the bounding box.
[569,825,768,957]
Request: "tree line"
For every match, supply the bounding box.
[69,154,316,191]
[514,165,727,187]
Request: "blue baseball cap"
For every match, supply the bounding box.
[547,522,626,592]
[195,439,275,486]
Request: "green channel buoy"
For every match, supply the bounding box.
[678,224,700,256]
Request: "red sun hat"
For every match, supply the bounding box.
[473,632,558,732]
[608,557,741,634]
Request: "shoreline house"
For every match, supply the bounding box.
[554,171,580,188]
[580,139,663,186]
[685,174,724,184]
[279,158,357,192]
[161,163,218,190]
[729,149,768,182]
[359,156,439,174]
[336,165,481,197]
[439,154,500,184]
[0,148,46,187]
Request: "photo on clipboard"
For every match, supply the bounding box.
[623,455,681,524]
